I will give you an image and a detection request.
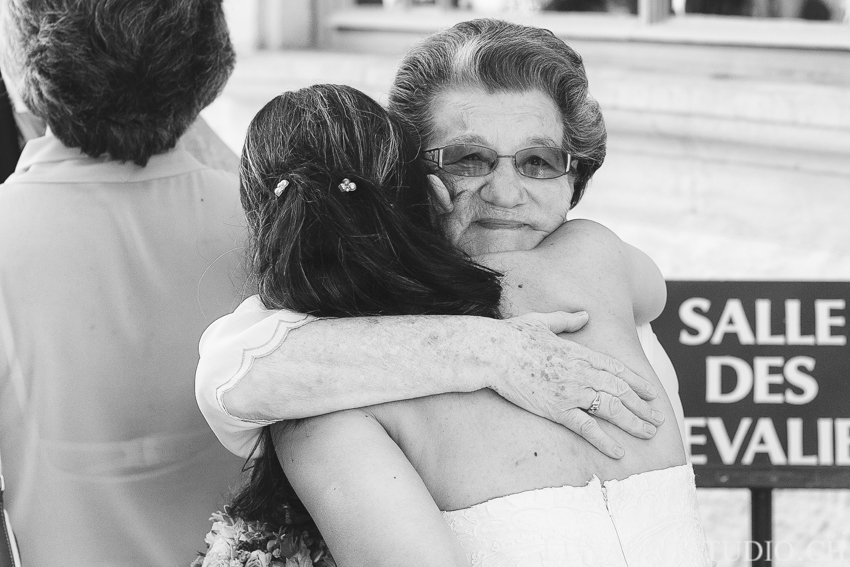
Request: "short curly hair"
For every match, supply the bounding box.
[388,19,606,208]
[1,0,234,165]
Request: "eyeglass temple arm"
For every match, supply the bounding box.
[423,149,444,169]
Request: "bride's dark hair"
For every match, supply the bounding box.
[228,84,502,534]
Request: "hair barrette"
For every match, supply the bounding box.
[274,179,289,197]
[338,178,357,193]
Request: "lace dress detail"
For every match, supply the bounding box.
[442,464,711,567]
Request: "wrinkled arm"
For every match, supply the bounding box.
[223,315,507,421]
[219,311,662,459]
[274,411,469,567]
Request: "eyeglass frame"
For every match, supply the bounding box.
[422,144,574,180]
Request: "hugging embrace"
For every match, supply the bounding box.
[196,19,711,567]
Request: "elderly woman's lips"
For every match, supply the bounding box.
[475,219,526,230]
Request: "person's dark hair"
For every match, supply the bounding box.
[0,0,234,166]
[229,84,502,530]
[240,84,502,319]
[388,18,606,208]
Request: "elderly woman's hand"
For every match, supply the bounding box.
[492,311,665,459]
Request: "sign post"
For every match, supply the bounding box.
[654,281,850,566]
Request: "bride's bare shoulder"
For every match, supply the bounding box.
[536,219,622,252]
[537,219,666,325]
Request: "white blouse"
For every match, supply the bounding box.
[0,134,246,567]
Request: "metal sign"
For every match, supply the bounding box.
[654,281,850,488]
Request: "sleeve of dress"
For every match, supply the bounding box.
[195,295,317,459]
[636,323,688,457]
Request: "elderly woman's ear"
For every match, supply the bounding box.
[427,174,454,214]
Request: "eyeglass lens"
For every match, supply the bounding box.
[434,144,570,179]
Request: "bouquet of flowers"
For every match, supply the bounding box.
[191,509,335,567]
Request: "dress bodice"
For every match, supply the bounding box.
[442,464,711,567]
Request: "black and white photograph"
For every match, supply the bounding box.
[1,1,848,566]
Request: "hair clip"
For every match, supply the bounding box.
[338,178,357,193]
[274,179,289,197]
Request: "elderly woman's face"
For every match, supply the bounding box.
[427,88,574,256]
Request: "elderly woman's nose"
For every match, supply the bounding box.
[479,161,528,208]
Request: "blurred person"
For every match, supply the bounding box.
[0,1,246,565]
[200,82,708,566]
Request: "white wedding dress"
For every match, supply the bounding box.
[442,464,711,567]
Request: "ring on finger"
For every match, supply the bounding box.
[587,391,602,415]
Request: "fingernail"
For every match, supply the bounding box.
[613,446,625,458]
[647,385,658,398]
[643,423,657,436]
[652,410,665,423]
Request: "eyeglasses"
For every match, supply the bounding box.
[423,144,572,180]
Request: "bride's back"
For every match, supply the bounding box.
[364,219,686,511]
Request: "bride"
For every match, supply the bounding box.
[208,82,711,566]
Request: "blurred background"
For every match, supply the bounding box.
[204,1,850,565]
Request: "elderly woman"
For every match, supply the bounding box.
[197,19,705,566]
[0,1,244,566]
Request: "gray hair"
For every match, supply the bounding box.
[388,18,606,207]
[1,0,234,166]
